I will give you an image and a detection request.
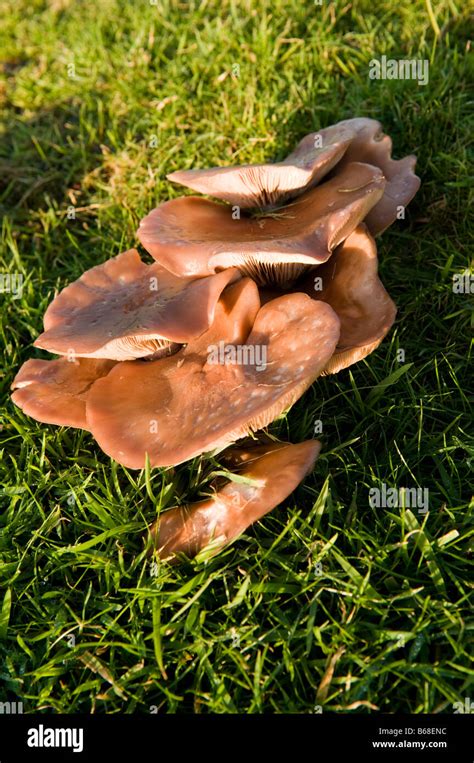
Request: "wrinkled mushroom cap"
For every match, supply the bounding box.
[138,162,386,287]
[11,357,115,430]
[301,224,397,374]
[166,122,356,209]
[34,249,239,360]
[334,117,420,235]
[86,279,340,468]
[149,439,322,561]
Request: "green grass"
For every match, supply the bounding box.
[0,0,473,714]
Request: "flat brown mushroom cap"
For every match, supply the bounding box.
[34,249,239,360]
[138,162,386,287]
[301,224,397,374]
[334,118,420,235]
[166,122,355,209]
[86,280,340,468]
[149,439,322,561]
[11,357,116,430]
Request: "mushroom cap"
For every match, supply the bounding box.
[166,122,355,209]
[149,439,322,561]
[137,162,386,287]
[301,224,397,373]
[11,357,115,430]
[334,118,420,235]
[218,438,290,468]
[34,249,240,360]
[86,279,340,468]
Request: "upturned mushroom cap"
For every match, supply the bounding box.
[34,249,239,361]
[11,357,115,429]
[166,123,355,209]
[301,224,397,374]
[149,439,322,561]
[86,279,340,468]
[334,118,420,235]
[137,162,386,287]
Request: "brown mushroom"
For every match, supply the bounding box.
[148,439,321,561]
[166,118,420,232]
[166,122,356,209]
[34,249,240,361]
[11,357,116,430]
[86,279,340,468]
[301,224,397,374]
[334,118,420,235]
[137,162,385,287]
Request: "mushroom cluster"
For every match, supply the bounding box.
[12,117,420,561]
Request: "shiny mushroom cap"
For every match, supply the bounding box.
[86,279,340,468]
[149,439,322,561]
[34,249,239,361]
[138,162,386,287]
[11,357,116,430]
[301,224,397,374]
[166,122,355,209]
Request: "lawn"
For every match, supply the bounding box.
[0,0,472,714]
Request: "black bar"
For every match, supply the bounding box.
[0,713,471,761]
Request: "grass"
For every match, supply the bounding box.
[0,0,473,714]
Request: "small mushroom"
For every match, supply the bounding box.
[166,123,356,209]
[137,162,385,287]
[34,249,240,360]
[86,279,340,468]
[333,118,420,235]
[148,439,321,561]
[11,357,116,430]
[301,224,397,374]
